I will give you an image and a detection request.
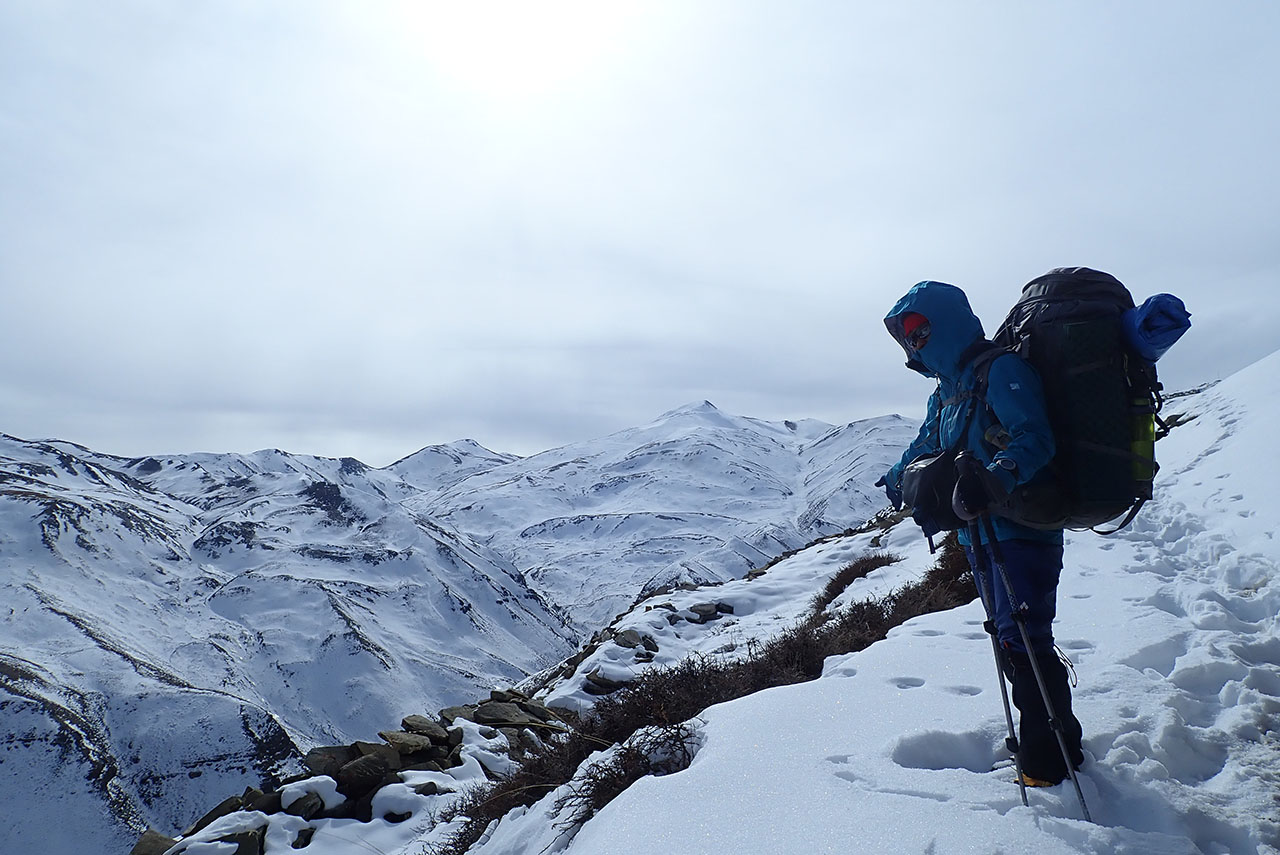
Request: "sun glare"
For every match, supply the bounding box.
[400,0,644,100]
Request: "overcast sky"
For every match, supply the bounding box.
[3,1,1278,466]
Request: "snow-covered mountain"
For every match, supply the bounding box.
[155,351,1280,855]
[0,404,913,854]
[415,403,915,633]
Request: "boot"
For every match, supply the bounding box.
[1008,649,1083,784]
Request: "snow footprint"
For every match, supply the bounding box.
[890,728,1001,773]
[890,676,926,689]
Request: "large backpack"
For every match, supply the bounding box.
[984,267,1167,532]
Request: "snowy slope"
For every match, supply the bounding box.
[482,353,1280,855]
[165,351,1280,854]
[0,438,573,852]
[417,403,915,633]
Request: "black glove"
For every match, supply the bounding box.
[874,474,903,511]
[951,455,1012,521]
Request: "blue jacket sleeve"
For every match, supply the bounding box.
[983,354,1055,490]
[886,386,943,489]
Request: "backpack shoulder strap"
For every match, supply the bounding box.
[939,341,1006,408]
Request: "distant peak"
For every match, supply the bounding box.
[659,401,720,418]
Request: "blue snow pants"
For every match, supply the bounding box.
[964,539,1064,654]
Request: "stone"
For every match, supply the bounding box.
[400,744,451,766]
[183,794,243,836]
[355,740,402,770]
[515,700,556,722]
[635,649,655,663]
[689,602,719,617]
[478,726,500,739]
[716,601,736,615]
[640,634,660,652]
[615,629,643,648]
[583,669,627,694]
[401,759,445,773]
[666,613,684,625]
[131,830,178,855]
[291,828,316,849]
[400,715,449,741]
[246,790,283,815]
[303,744,360,778]
[214,828,265,855]
[335,753,390,799]
[490,688,527,703]
[283,791,325,820]
[384,810,413,823]
[439,704,477,724]
[473,701,536,726]
[445,726,465,748]
[379,730,436,754]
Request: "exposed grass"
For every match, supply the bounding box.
[428,533,973,855]
[809,550,901,616]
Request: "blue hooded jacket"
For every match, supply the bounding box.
[883,281,1062,546]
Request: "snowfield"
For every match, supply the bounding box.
[166,350,1278,854]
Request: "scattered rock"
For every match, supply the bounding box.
[584,668,627,694]
[131,830,177,855]
[440,705,477,724]
[490,688,528,703]
[354,740,402,770]
[291,828,316,849]
[666,613,684,625]
[246,790,282,815]
[401,715,449,741]
[716,601,735,615]
[214,828,265,855]
[473,701,537,726]
[183,794,243,836]
[303,745,359,778]
[378,730,436,754]
[635,649,656,663]
[283,791,325,820]
[689,603,719,617]
[515,700,556,722]
[615,629,644,648]
[335,753,390,799]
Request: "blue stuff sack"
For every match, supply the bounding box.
[1122,293,1191,362]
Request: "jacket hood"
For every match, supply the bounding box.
[884,281,985,379]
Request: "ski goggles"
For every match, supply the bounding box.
[903,321,931,351]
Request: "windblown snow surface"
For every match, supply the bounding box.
[170,351,1279,854]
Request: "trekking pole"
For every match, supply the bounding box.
[965,521,1028,807]
[980,515,1093,823]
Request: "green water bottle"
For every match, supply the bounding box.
[1132,397,1157,493]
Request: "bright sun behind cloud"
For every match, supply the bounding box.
[398,0,648,101]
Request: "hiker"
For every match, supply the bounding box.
[875,280,1085,787]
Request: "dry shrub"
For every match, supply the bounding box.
[429,533,976,855]
[810,550,901,615]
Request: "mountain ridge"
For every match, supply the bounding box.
[0,402,913,853]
